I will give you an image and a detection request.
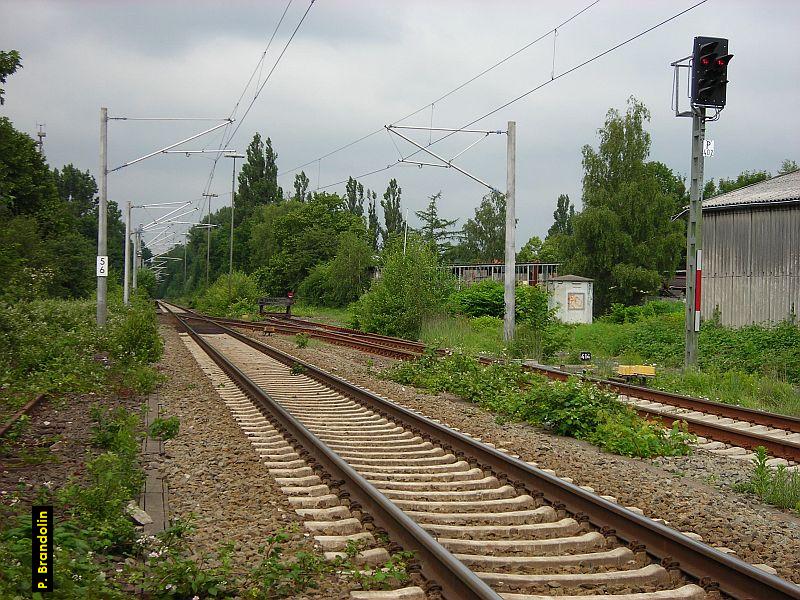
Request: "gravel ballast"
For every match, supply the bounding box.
[155,320,356,598]
[248,330,800,584]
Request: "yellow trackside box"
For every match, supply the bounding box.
[615,365,656,377]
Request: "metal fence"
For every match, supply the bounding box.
[447,263,560,286]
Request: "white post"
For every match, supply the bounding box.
[503,121,516,343]
[123,200,131,305]
[133,227,140,290]
[97,107,108,325]
[403,208,409,255]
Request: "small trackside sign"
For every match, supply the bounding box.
[702,139,714,157]
[97,256,108,277]
[580,351,592,361]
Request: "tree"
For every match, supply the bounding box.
[415,192,458,255]
[517,236,542,262]
[458,191,506,262]
[236,133,282,216]
[366,189,381,251]
[353,235,455,338]
[380,178,405,244]
[778,159,798,175]
[0,50,21,105]
[293,171,310,202]
[704,169,770,198]
[560,97,685,312]
[547,194,575,237]
[345,177,365,217]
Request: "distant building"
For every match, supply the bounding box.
[546,275,594,324]
[678,170,800,326]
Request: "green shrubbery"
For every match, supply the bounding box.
[0,293,163,418]
[385,352,694,458]
[353,236,455,338]
[297,231,374,307]
[195,271,261,318]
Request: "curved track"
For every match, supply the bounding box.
[161,302,800,600]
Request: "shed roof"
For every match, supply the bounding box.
[548,274,593,282]
[702,169,800,211]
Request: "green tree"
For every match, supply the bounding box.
[415,192,458,255]
[458,191,506,262]
[237,133,282,216]
[517,236,542,262]
[366,189,381,251]
[547,194,575,237]
[561,97,685,313]
[298,232,374,307]
[778,159,798,175]
[345,176,365,217]
[293,171,310,202]
[354,235,455,338]
[705,169,771,198]
[252,192,364,295]
[0,50,21,105]
[381,178,405,244]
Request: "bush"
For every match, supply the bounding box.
[352,235,455,339]
[384,352,694,458]
[195,271,261,317]
[298,232,374,307]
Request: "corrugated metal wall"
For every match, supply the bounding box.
[702,205,800,326]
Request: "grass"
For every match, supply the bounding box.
[420,315,504,355]
[414,306,800,418]
[290,302,354,327]
[737,447,800,513]
[0,292,163,422]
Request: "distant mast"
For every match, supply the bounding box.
[35,123,46,156]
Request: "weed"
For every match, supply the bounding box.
[290,364,307,376]
[737,447,800,512]
[244,531,329,599]
[295,333,310,349]
[385,352,694,458]
[148,416,180,441]
[89,404,141,454]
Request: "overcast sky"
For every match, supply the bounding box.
[2,0,799,254]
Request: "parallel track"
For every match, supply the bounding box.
[162,302,800,600]
[161,302,800,463]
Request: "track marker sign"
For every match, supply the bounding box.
[580,351,592,362]
[702,139,714,157]
[96,256,109,277]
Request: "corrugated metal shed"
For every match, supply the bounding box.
[701,171,800,326]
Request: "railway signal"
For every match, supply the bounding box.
[671,37,732,369]
[691,36,733,108]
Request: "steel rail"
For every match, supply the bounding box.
[0,394,47,438]
[165,307,500,600]
[178,310,800,600]
[162,304,800,459]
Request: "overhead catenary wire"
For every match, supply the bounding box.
[279,0,601,178]
[318,0,710,190]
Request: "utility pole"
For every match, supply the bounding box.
[503,121,516,343]
[183,232,188,288]
[202,192,218,287]
[97,107,109,326]
[123,200,132,305]
[225,153,244,303]
[133,226,141,290]
[684,107,706,367]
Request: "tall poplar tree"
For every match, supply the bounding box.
[380,178,405,245]
[237,133,282,217]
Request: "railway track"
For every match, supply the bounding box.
[161,302,800,600]
[160,302,800,464]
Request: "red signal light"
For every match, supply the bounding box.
[701,57,711,66]
[716,58,725,66]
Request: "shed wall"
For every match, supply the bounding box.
[702,205,800,326]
